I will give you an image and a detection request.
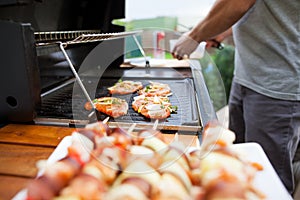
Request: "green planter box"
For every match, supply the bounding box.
[112,17,178,58]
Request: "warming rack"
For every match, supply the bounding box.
[35,30,142,47]
[66,31,142,46]
[34,30,101,43]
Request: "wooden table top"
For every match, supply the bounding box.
[0,123,198,200]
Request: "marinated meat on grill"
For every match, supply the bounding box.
[84,97,128,118]
[137,81,171,97]
[108,80,143,95]
[132,95,177,119]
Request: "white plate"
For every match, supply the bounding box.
[232,143,292,200]
[13,138,292,200]
[12,136,73,200]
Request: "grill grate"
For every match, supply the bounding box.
[37,78,200,130]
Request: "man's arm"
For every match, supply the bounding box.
[172,0,256,59]
[190,0,256,42]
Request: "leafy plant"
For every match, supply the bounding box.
[211,45,235,102]
[200,45,235,111]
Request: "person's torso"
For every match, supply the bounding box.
[232,0,300,100]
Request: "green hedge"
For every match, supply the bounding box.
[201,45,235,111]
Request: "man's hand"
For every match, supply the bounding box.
[205,28,232,49]
[172,32,199,60]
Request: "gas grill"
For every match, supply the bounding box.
[0,0,216,135]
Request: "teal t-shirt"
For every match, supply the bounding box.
[233,0,300,100]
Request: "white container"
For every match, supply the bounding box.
[153,31,165,59]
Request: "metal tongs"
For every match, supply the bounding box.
[59,42,97,120]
